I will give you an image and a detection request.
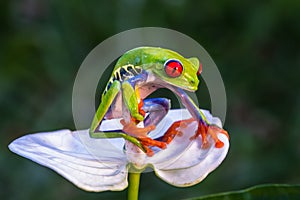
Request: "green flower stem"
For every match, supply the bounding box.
[128,172,141,200]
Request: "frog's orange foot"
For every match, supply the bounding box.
[190,121,229,148]
[160,118,196,144]
[120,119,166,156]
[120,119,155,138]
[138,137,167,156]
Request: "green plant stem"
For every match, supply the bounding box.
[127,172,141,200]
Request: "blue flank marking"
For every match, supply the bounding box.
[127,70,148,87]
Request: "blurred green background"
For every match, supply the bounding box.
[1,0,300,200]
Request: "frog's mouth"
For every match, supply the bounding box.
[138,81,196,99]
[162,80,198,92]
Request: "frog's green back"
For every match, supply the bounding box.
[114,47,185,70]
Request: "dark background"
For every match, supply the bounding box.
[1,1,300,200]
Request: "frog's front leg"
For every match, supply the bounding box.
[121,81,145,122]
[162,87,229,148]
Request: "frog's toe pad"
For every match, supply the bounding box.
[190,122,229,149]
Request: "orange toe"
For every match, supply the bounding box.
[190,122,229,149]
[121,119,156,138]
[161,118,196,144]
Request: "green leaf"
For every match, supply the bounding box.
[188,184,300,200]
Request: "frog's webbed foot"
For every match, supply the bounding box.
[138,137,167,157]
[161,118,229,148]
[160,118,195,144]
[190,121,229,148]
[120,119,154,138]
[120,119,167,156]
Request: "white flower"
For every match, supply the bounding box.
[8,109,229,192]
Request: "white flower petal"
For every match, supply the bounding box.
[149,109,229,187]
[148,120,198,168]
[8,109,229,190]
[8,129,128,192]
[154,134,229,186]
[146,109,195,165]
[148,109,192,139]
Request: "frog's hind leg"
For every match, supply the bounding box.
[142,98,170,127]
[120,97,170,156]
[120,119,167,156]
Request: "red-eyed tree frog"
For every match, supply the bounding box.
[89,47,229,156]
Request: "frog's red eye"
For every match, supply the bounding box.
[164,59,183,78]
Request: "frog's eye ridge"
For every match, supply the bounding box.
[164,59,183,78]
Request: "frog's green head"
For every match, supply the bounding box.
[139,47,202,91]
